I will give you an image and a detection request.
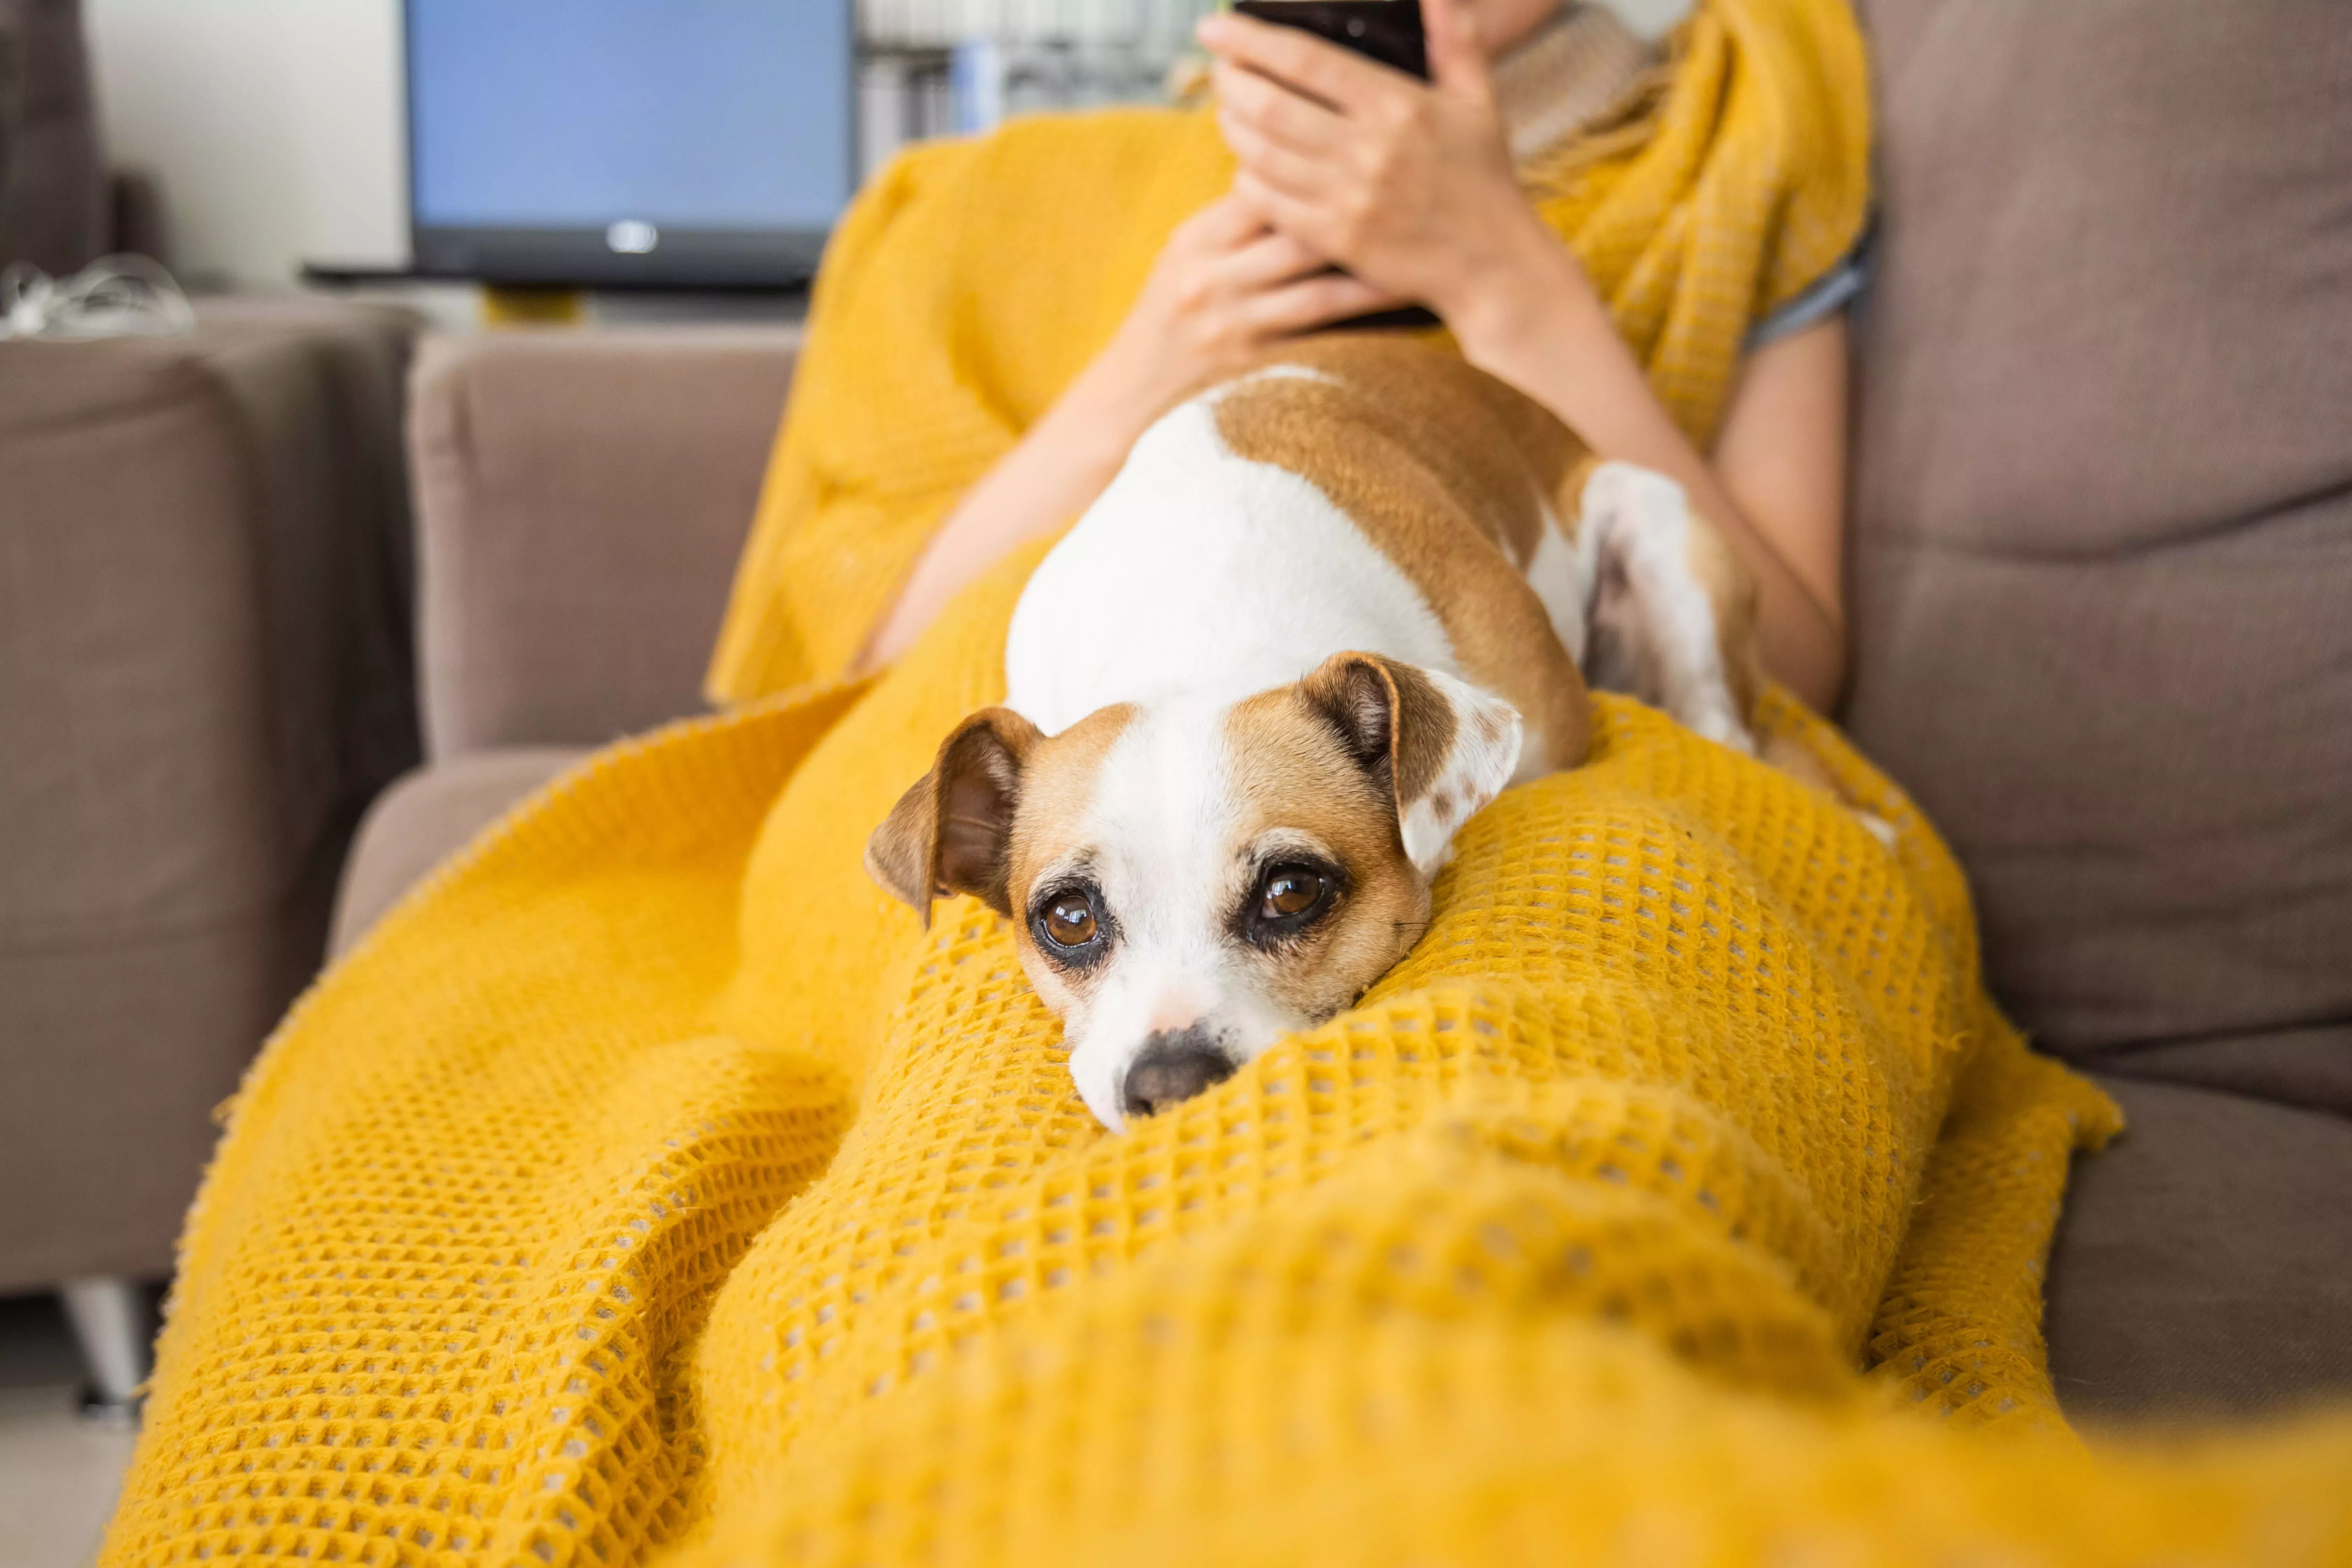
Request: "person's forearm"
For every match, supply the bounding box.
[857,365,1152,674]
[1447,234,1848,712]
[856,188,1414,676]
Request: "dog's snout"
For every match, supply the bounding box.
[1121,1026,1236,1119]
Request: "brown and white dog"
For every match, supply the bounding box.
[869,334,1776,1131]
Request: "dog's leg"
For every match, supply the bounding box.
[1575,461,1759,755]
[1570,466,1898,845]
[1522,497,1604,670]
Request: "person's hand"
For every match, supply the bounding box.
[1198,0,1589,347]
[856,190,1398,673]
[1073,190,1403,437]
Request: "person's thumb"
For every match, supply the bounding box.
[1422,0,1493,99]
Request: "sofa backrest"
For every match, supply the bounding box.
[408,329,801,761]
[1846,0,2352,1061]
[0,0,105,274]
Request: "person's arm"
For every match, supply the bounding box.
[857,194,1401,673]
[1710,316,1850,696]
[859,362,1150,674]
[1445,245,1850,709]
[1200,0,1852,710]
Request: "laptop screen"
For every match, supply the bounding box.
[407,0,854,236]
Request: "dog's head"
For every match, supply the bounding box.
[867,653,1522,1130]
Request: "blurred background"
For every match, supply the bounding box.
[82,0,1688,306]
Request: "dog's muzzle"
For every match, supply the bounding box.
[1121,1025,1237,1119]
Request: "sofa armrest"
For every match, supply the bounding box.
[409,327,798,761]
[0,297,421,1287]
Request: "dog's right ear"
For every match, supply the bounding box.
[1301,652,1522,879]
[865,707,1043,924]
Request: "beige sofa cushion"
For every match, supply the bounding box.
[1846,0,2352,1059]
[408,330,798,761]
[2049,1066,2352,1421]
[1849,0,2352,1419]
[0,300,418,1288]
[329,748,585,960]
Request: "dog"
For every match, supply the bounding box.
[867,334,1790,1131]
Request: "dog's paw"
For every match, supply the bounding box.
[1578,463,1754,753]
[1579,459,1691,533]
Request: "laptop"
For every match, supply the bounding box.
[403,0,856,288]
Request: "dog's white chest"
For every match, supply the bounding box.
[1005,398,1459,734]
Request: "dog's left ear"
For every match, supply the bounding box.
[866,706,1044,924]
[1301,652,1522,878]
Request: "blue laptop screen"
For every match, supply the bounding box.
[407,0,852,233]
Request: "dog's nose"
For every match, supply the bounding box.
[1121,1026,1236,1118]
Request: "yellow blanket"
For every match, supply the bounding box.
[100,1,2352,1562]
[101,560,2352,1568]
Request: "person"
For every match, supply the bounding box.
[858,0,1856,714]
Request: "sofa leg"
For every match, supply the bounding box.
[61,1276,155,1420]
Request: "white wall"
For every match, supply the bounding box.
[83,0,1690,293]
[85,0,408,289]
[1605,0,1691,35]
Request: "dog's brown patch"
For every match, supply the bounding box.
[867,707,1043,920]
[1223,686,1434,1022]
[868,704,1136,927]
[1213,338,1591,772]
[1297,651,1458,815]
[998,704,1138,1011]
[1001,702,1136,884]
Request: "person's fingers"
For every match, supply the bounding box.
[1217,107,1340,204]
[1210,229,1329,293]
[1232,171,1360,266]
[1421,0,1494,101]
[1172,189,1269,255]
[1225,173,1277,227]
[1196,10,1388,112]
[1242,269,1405,334]
[1210,59,1347,154]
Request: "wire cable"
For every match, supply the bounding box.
[0,253,196,341]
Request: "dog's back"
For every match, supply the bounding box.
[1007,336,1595,776]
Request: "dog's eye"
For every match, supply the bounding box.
[1236,859,1343,949]
[1043,894,1098,948]
[1259,865,1329,920]
[1030,882,1112,968]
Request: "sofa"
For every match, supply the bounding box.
[331,0,2348,1424]
[0,0,423,1399]
[326,328,800,951]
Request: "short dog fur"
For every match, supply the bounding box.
[870,334,1790,1130]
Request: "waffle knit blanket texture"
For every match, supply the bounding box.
[104,1,2352,1563]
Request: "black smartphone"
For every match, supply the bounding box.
[1226,1,1439,330]
[1230,0,1429,80]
